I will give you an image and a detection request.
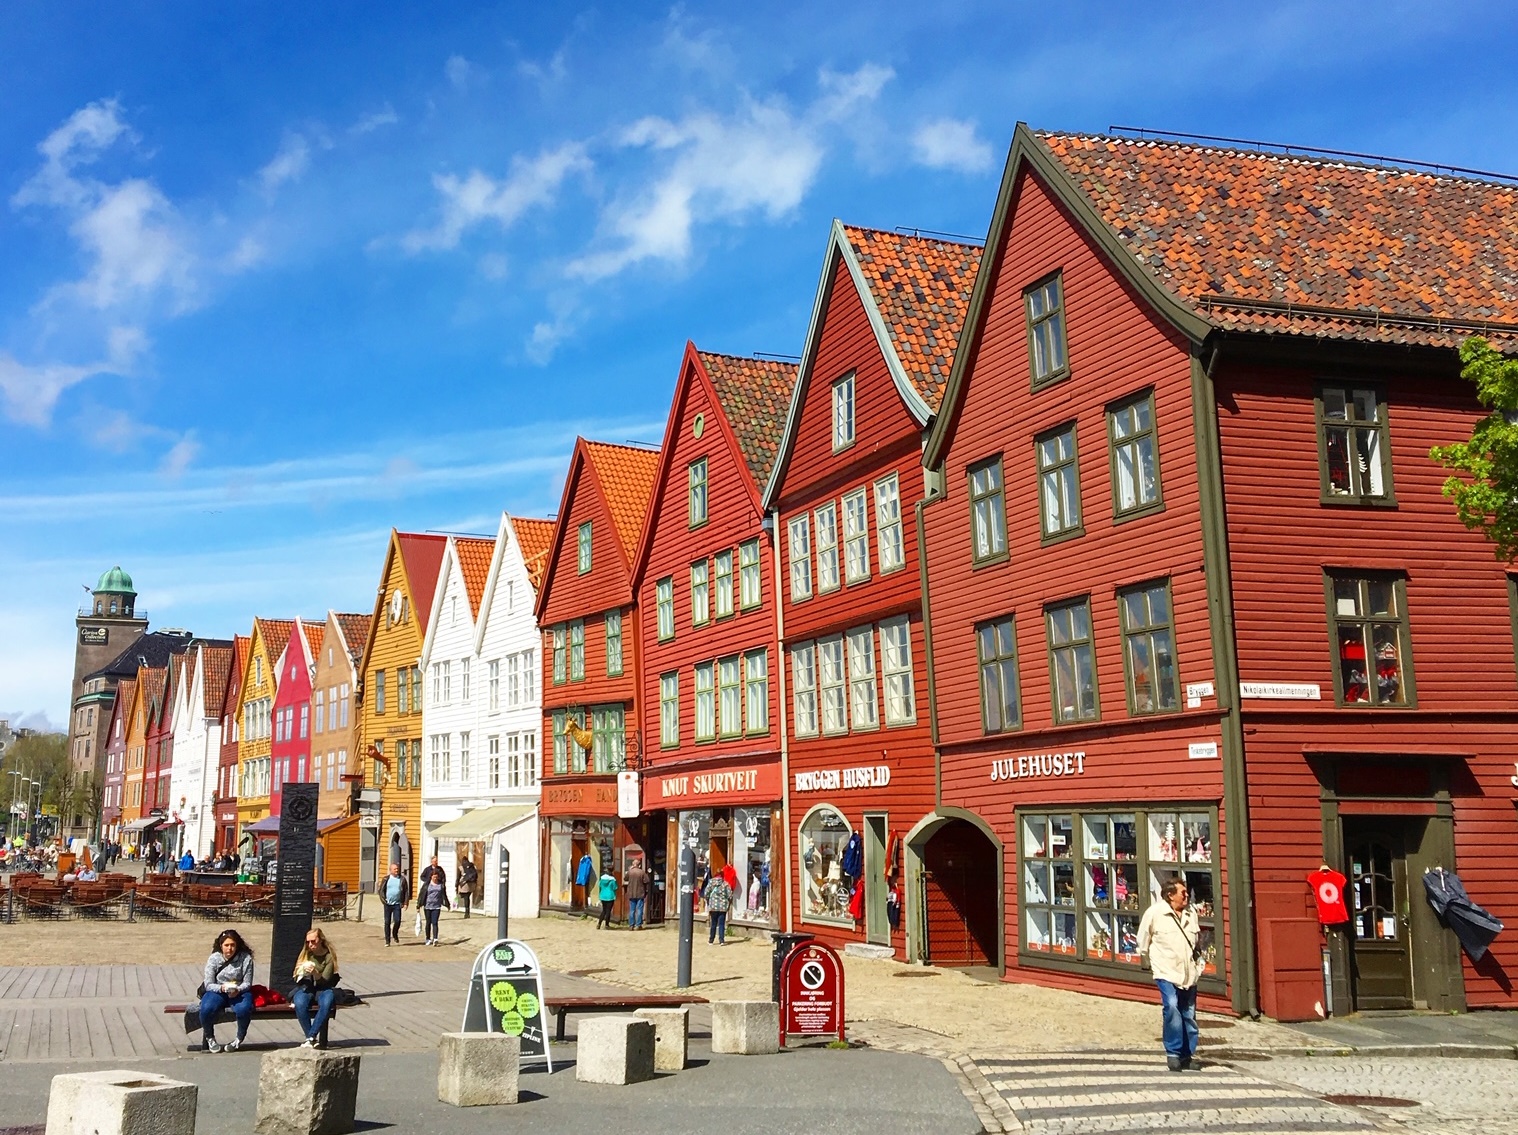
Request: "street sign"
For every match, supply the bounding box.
[462,938,552,1071]
[779,939,845,1045]
[616,769,640,818]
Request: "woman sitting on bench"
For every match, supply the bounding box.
[291,928,340,1048]
[199,929,255,1053]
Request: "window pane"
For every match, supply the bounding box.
[1371,623,1405,703]
[847,628,877,729]
[819,638,847,734]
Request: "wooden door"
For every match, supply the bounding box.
[923,822,997,967]
[1344,820,1413,1009]
[864,814,889,945]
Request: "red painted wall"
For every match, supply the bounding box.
[270,630,314,816]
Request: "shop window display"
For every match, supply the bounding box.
[799,805,855,924]
[672,806,778,928]
[1019,805,1219,983]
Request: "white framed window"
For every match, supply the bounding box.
[714,550,734,618]
[432,663,443,705]
[442,660,452,703]
[299,704,309,739]
[506,733,520,787]
[523,649,536,703]
[441,734,452,782]
[606,610,623,676]
[523,730,537,787]
[875,473,904,573]
[791,644,818,738]
[313,689,325,735]
[569,621,585,680]
[506,655,520,707]
[660,672,679,748]
[460,659,470,703]
[847,627,879,729]
[489,660,500,711]
[815,502,840,592]
[489,735,500,789]
[507,581,515,612]
[657,577,675,640]
[695,662,716,741]
[880,616,917,725]
[787,516,812,601]
[819,636,847,735]
[430,734,442,783]
[592,707,625,773]
[460,732,470,781]
[339,683,349,727]
[843,488,870,583]
[832,372,856,450]
[691,561,710,626]
[745,650,769,733]
[739,538,762,609]
[718,655,742,737]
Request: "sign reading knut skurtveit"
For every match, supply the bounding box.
[779,940,845,1045]
[461,938,551,1070]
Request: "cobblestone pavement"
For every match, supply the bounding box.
[1253,1055,1518,1135]
[964,1050,1383,1133]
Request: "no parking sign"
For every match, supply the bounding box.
[779,940,845,1045]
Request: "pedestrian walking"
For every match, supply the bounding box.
[418,857,450,946]
[1137,876,1205,1071]
[198,928,255,1053]
[595,866,618,929]
[455,857,478,919]
[625,857,650,930]
[376,863,411,946]
[290,928,341,1048]
[704,871,733,945]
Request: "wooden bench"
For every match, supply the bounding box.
[164,995,364,1049]
[544,994,708,1042]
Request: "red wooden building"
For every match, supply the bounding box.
[268,619,323,818]
[630,344,797,932]
[922,125,1518,1019]
[212,636,250,858]
[535,438,661,915]
[764,222,981,956]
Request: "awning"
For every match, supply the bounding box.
[428,804,536,841]
[121,817,164,833]
[243,815,351,836]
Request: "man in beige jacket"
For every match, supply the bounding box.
[1137,876,1204,1071]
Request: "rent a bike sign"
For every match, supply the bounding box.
[779,940,845,1045]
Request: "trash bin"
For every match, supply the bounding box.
[772,932,815,1002]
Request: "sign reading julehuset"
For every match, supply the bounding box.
[462,938,551,1070]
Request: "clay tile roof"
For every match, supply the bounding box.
[842,226,983,410]
[454,537,496,619]
[334,614,372,660]
[583,442,662,564]
[511,518,556,592]
[698,352,799,487]
[302,621,326,661]
[201,645,234,715]
[255,619,295,666]
[1035,131,1518,350]
[396,533,449,634]
[139,667,166,712]
[114,678,137,726]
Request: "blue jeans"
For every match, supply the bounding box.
[199,988,254,1044]
[424,906,441,940]
[292,986,337,1041]
[383,902,403,942]
[708,910,727,944]
[628,897,646,929]
[1156,980,1199,1059]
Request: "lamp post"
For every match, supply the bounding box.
[27,781,42,845]
[4,770,19,843]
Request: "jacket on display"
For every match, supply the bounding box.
[840,832,864,880]
[575,854,594,887]
[1423,868,1503,961]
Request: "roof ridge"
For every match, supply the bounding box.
[841,221,985,249]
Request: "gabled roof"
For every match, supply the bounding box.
[763,220,982,508]
[110,678,138,742]
[455,537,496,618]
[1033,129,1518,351]
[511,518,556,592]
[201,644,234,716]
[584,441,661,564]
[254,619,296,673]
[222,635,251,719]
[698,349,799,488]
[332,613,372,663]
[397,532,449,635]
[138,667,166,724]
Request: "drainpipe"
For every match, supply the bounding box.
[767,508,793,934]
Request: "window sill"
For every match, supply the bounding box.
[801,911,855,929]
[1319,494,1399,509]
[971,551,1010,571]
[1030,371,1070,393]
[1112,501,1165,525]
[688,519,710,531]
[1040,525,1086,548]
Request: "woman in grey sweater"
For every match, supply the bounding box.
[199,929,256,1052]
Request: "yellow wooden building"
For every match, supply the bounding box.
[356,531,446,888]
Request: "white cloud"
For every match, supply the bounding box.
[159,432,200,479]
[477,253,509,280]
[259,133,311,193]
[350,104,399,135]
[0,325,144,428]
[400,143,591,253]
[912,117,996,174]
[814,64,895,122]
[525,310,578,365]
[445,54,474,90]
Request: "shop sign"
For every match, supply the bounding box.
[659,768,759,799]
[462,938,551,1070]
[544,784,619,809]
[617,770,640,819]
[1239,681,1321,700]
[357,814,380,829]
[989,750,1085,782]
[792,765,891,793]
[1187,742,1219,760]
[780,940,845,1044]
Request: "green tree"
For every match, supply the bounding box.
[1430,337,1518,561]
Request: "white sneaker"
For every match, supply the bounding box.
[226,1038,241,1052]
[205,1038,222,1054]
[302,1036,318,1048]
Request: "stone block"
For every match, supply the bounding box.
[575,1015,655,1085]
[437,1032,520,1107]
[46,1069,197,1135]
[712,1000,780,1055]
[843,942,894,960]
[633,1007,690,1071]
[254,1048,362,1135]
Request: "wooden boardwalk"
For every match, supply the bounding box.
[0,960,477,1062]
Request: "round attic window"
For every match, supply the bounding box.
[692,413,705,439]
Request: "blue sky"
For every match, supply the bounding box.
[3,1,1517,728]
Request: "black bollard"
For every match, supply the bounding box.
[496,846,511,942]
[676,843,696,988]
